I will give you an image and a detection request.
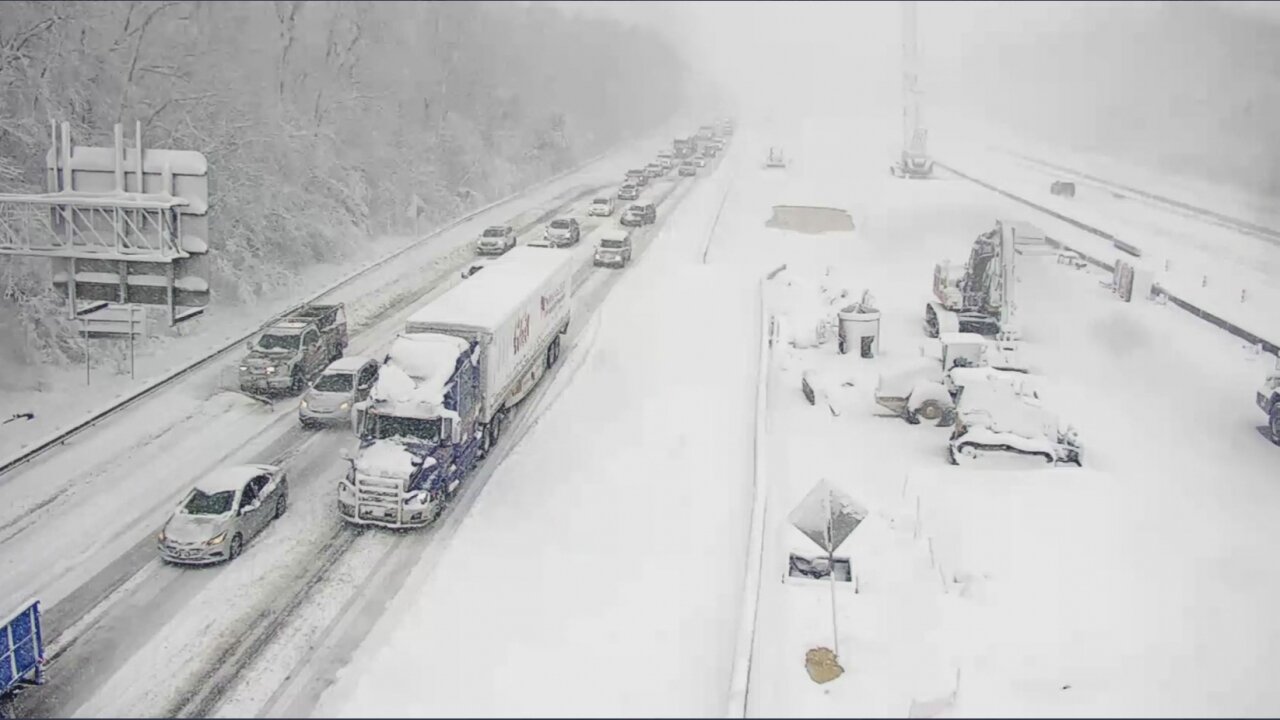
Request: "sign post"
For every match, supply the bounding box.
[789,479,867,659]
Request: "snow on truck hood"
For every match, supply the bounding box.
[355,440,435,481]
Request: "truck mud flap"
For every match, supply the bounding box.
[1256,425,1280,446]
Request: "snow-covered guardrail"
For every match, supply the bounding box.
[937,160,1280,357]
[725,263,786,718]
[0,140,643,480]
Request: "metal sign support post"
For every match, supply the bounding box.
[83,321,90,386]
[827,503,840,657]
[129,305,136,380]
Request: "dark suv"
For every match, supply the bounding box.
[621,203,656,227]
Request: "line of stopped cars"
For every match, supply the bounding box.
[158,118,733,566]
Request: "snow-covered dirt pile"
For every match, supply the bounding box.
[315,157,760,717]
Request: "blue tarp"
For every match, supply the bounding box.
[1,600,43,697]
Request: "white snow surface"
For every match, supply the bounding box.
[407,246,575,333]
[353,440,427,481]
[732,114,1280,717]
[371,333,469,417]
[316,148,759,717]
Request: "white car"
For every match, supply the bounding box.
[157,465,289,564]
[589,197,615,217]
[475,225,516,255]
[692,155,707,168]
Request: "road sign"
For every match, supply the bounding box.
[789,479,867,554]
[789,479,867,661]
[77,303,147,339]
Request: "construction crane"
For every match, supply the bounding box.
[890,0,934,179]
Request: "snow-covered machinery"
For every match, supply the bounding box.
[1255,355,1280,444]
[874,332,1028,425]
[765,147,787,169]
[339,246,573,528]
[947,379,1082,467]
[925,220,1025,340]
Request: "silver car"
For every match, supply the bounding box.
[299,356,379,428]
[157,464,289,565]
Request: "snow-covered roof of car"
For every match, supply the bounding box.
[195,464,277,494]
[406,246,574,333]
[597,228,630,243]
[323,355,374,373]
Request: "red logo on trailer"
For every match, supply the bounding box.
[513,313,531,356]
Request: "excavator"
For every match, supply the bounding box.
[924,220,1022,341]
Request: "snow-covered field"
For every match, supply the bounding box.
[729,118,1280,716]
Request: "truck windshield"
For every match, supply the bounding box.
[550,220,573,229]
[182,489,235,516]
[313,373,354,392]
[257,334,299,351]
[371,415,441,443]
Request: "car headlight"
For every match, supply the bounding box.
[266,366,277,374]
[300,399,309,408]
[340,401,350,411]
[239,365,248,372]
[157,529,166,543]
[207,532,226,546]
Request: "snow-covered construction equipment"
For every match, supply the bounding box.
[1256,355,1280,444]
[925,220,1029,340]
[947,379,1082,467]
[765,147,788,169]
[339,246,572,528]
[874,332,1027,425]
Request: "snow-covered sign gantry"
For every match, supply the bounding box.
[0,120,209,325]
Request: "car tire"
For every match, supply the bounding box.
[275,492,288,519]
[1270,404,1280,446]
[229,533,243,561]
[290,369,305,395]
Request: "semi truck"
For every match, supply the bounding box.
[338,246,573,528]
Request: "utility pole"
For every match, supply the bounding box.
[901,0,920,156]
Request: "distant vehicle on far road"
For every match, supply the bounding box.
[644,163,663,179]
[621,202,656,227]
[543,217,581,247]
[593,229,633,269]
[589,196,615,217]
[617,184,640,201]
[157,465,289,564]
[678,160,697,176]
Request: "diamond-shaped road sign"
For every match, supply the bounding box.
[789,480,868,554]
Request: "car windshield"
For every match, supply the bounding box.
[370,414,441,443]
[313,372,354,392]
[592,198,609,205]
[182,488,235,516]
[602,239,626,249]
[257,333,299,351]
[550,220,572,229]
[628,206,644,213]
[482,227,507,237]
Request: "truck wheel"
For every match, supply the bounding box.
[1270,405,1280,445]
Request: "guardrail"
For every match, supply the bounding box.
[937,160,1280,357]
[0,142,637,480]
[725,263,785,718]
